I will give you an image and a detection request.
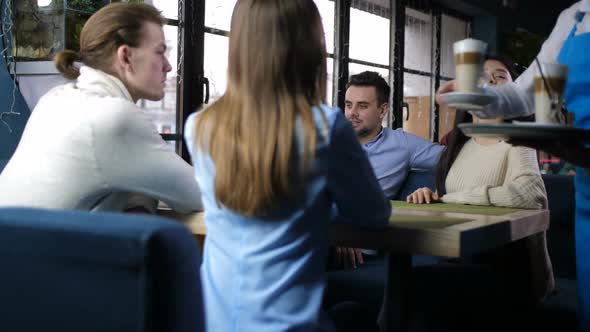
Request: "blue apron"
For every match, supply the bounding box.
[557,11,590,332]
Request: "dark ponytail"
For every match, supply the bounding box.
[54,50,80,80]
[435,110,472,196]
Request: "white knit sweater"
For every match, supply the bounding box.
[0,66,203,212]
[442,138,553,301]
[442,139,548,209]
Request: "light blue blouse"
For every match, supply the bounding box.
[184,104,390,331]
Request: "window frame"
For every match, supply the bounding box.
[189,0,474,149]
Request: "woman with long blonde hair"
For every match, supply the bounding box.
[184,0,390,330]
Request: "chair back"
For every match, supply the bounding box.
[0,208,204,332]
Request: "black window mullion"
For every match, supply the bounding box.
[432,9,441,142]
[391,0,406,129]
[402,67,431,77]
[349,58,389,70]
[161,133,181,141]
[204,26,230,37]
[165,18,180,26]
[333,0,351,110]
[178,0,205,162]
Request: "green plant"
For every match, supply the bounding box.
[12,0,145,60]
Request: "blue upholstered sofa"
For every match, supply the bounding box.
[0,208,204,332]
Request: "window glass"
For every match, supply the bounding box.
[350,7,389,65]
[404,8,432,73]
[205,0,237,31]
[441,15,469,78]
[403,73,432,140]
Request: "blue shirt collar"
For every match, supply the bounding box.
[364,128,384,148]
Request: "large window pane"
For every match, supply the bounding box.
[203,1,334,107]
[350,7,389,65]
[349,63,389,82]
[205,1,332,51]
[403,73,432,140]
[404,8,432,73]
[151,0,178,20]
[204,42,332,107]
[204,33,229,103]
[314,0,335,53]
[326,57,334,106]
[205,0,237,31]
[441,15,469,78]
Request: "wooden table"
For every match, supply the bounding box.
[158,201,549,332]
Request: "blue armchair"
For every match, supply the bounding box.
[0,208,204,332]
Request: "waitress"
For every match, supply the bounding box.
[438,1,590,330]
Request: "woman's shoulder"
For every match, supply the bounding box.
[506,143,539,157]
[312,104,340,124]
[183,111,200,151]
[311,104,347,136]
[183,107,212,145]
[308,104,344,146]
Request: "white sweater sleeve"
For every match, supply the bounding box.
[442,147,547,209]
[488,146,548,209]
[92,100,203,213]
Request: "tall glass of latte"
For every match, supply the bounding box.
[453,38,488,93]
[534,63,568,125]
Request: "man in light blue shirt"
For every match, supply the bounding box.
[325,73,445,330]
[331,71,443,264]
[325,75,445,331]
[344,71,444,199]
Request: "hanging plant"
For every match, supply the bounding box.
[12,0,60,60]
[11,0,122,60]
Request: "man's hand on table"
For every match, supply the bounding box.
[406,187,440,204]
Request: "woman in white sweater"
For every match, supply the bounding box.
[409,56,546,208]
[0,3,202,212]
[408,55,554,306]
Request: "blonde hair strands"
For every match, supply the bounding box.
[195,0,327,216]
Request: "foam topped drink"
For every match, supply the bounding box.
[534,63,568,125]
[453,38,487,93]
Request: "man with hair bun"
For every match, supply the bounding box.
[0,3,203,213]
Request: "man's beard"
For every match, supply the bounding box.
[357,127,373,138]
